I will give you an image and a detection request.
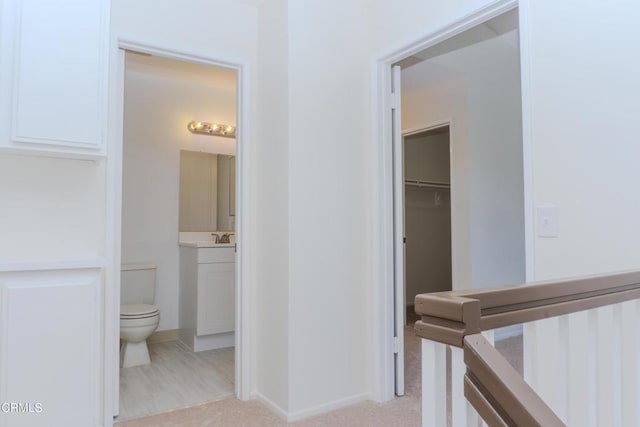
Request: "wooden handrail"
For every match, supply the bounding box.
[463,334,564,427]
[415,270,640,427]
[415,270,640,346]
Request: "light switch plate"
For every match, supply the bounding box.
[536,205,558,237]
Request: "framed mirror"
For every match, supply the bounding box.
[179,150,236,231]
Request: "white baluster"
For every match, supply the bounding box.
[422,339,447,427]
[564,310,592,427]
[523,317,566,421]
[620,300,638,427]
[612,303,623,427]
[451,346,480,427]
[593,305,615,425]
[636,300,640,425]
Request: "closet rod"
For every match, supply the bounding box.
[404,179,450,190]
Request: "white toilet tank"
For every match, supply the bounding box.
[121,263,157,305]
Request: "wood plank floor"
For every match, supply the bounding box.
[116,341,235,422]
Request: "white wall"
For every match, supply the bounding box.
[365,0,499,55]
[402,74,473,289]
[464,37,525,288]
[0,155,105,260]
[286,0,371,416]
[523,0,640,281]
[255,0,290,411]
[402,31,525,289]
[111,0,258,62]
[255,0,373,416]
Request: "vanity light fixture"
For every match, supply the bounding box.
[187,121,236,138]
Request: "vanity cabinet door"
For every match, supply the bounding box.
[196,262,235,336]
[0,0,109,157]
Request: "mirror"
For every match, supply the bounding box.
[179,150,236,232]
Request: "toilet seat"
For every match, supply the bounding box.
[119,304,160,368]
[121,303,159,319]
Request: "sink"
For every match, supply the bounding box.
[178,232,235,247]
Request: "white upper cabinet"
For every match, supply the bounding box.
[0,0,109,158]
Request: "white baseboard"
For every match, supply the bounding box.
[147,329,179,345]
[287,392,372,422]
[253,391,288,420]
[253,391,372,423]
[193,332,235,351]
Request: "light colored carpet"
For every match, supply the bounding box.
[116,324,522,427]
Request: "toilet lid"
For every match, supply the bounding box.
[121,304,159,318]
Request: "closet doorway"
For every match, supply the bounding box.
[382,3,525,402]
[403,125,452,324]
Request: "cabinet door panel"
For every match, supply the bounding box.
[0,0,108,155]
[0,269,101,426]
[196,263,235,336]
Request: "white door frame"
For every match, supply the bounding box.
[391,65,405,396]
[370,0,525,402]
[104,37,254,424]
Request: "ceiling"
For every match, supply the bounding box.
[399,8,520,92]
[396,8,519,69]
[125,51,237,91]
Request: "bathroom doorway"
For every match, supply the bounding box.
[108,45,248,423]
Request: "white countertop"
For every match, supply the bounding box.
[178,231,235,248]
[178,241,235,248]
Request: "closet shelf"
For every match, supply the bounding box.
[404,179,450,190]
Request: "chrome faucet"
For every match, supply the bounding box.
[219,233,234,244]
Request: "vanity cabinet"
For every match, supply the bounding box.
[0,0,109,158]
[179,245,235,351]
[197,262,235,336]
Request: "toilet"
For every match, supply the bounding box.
[120,263,160,368]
